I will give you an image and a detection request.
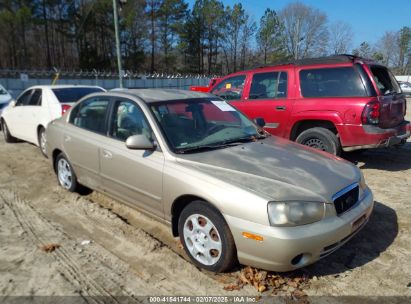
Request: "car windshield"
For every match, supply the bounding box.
[150,98,263,153]
[52,87,104,103]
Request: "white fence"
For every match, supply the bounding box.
[395,75,411,82]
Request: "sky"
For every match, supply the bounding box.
[186,0,411,49]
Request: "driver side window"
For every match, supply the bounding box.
[211,75,246,100]
[110,99,153,142]
[16,90,32,106]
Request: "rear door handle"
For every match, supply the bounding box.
[276,106,286,111]
[102,150,113,159]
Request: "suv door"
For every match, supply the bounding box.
[231,71,291,137]
[100,98,165,218]
[64,96,111,190]
[367,65,406,128]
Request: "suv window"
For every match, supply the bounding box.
[300,67,367,98]
[16,90,32,106]
[28,89,42,106]
[211,75,246,100]
[110,100,153,141]
[370,65,401,95]
[249,72,287,99]
[70,97,109,134]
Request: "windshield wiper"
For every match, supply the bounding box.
[176,136,261,154]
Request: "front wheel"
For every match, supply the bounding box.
[55,153,78,192]
[1,119,17,143]
[178,201,237,272]
[296,127,341,156]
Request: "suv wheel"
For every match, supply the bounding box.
[178,201,237,272]
[55,153,78,192]
[38,127,48,158]
[296,127,341,155]
[1,119,17,143]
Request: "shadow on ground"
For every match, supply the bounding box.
[297,201,398,278]
[342,142,411,171]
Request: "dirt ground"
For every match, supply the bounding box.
[0,103,410,303]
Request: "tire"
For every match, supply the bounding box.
[296,127,341,156]
[55,153,78,192]
[1,119,17,143]
[178,201,237,272]
[38,127,48,158]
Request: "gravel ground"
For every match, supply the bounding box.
[0,101,410,303]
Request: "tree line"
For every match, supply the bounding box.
[0,0,410,75]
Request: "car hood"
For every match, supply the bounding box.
[0,95,11,104]
[175,136,359,202]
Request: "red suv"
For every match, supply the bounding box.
[192,55,410,155]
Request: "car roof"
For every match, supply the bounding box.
[105,88,214,103]
[26,85,103,90]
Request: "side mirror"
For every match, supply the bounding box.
[9,100,16,107]
[125,134,156,150]
[254,117,266,128]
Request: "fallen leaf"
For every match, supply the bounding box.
[40,243,60,253]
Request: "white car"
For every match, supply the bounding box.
[1,85,105,156]
[0,84,13,114]
[399,81,411,95]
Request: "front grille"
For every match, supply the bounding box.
[333,184,359,215]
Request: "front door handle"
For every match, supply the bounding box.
[102,150,113,159]
[276,106,286,111]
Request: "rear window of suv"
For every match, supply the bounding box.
[300,67,367,98]
[52,87,104,103]
[370,65,401,95]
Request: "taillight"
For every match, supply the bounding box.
[361,101,380,125]
[61,104,71,115]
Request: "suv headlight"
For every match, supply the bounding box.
[267,201,325,227]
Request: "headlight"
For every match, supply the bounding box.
[359,171,367,199]
[267,201,325,227]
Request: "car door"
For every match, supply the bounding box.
[63,96,111,190]
[20,89,49,145]
[231,71,292,137]
[5,89,33,139]
[99,98,165,218]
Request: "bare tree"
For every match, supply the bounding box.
[279,2,328,60]
[376,31,399,67]
[329,21,353,55]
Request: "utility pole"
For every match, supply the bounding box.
[113,0,123,88]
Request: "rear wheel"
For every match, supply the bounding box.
[1,119,17,143]
[296,127,341,156]
[38,127,48,158]
[55,153,78,192]
[178,201,237,272]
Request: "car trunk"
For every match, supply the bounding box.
[369,65,406,129]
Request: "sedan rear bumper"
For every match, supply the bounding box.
[224,188,374,272]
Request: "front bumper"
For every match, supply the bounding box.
[224,188,374,272]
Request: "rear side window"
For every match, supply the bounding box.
[370,65,401,95]
[300,67,367,97]
[70,97,109,134]
[249,71,287,99]
[28,89,42,106]
[211,75,246,100]
[52,87,104,103]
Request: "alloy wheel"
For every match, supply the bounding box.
[57,158,73,189]
[183,214,222,266]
